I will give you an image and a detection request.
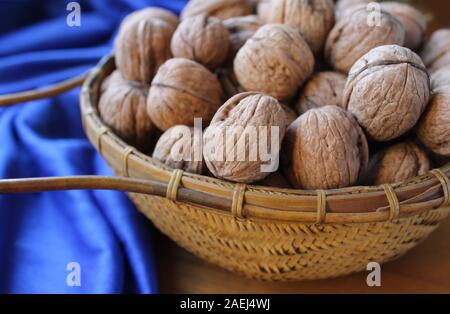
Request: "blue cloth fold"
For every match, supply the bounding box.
[0,0,187,294]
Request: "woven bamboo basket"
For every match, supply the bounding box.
[75,54,450,281]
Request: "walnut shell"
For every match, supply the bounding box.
[99,80,156,152]
[295,71,347,114]
[101,70,124,94]
[153,125,204,174]
[343,45,430,142]
[115,19,173,84]
[381,2,427,51]
[421,29,450,73]
[171,14,229,69]
[120,7,179,30]
[181,0,252,21]
[367,141,431,185]
[216,67,246,99]
[203,92,287,183]
[223,15,264,61]
[282,106,369,189]
[266,0,335,54]
[335,0,371,21]
[234,24,314,101]
[416,90,450,157]
[431,66,450,91]
[281,104,298,128]
[147,58,224,131]
[325,7,405,73]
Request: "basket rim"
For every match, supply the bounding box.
[79,54,450,224]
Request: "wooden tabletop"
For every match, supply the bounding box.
[154,0,450,294]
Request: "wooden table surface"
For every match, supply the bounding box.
[154,0,450,294]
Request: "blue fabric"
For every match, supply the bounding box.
[0,0,187,294]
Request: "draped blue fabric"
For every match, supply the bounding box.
[0,0,187,294]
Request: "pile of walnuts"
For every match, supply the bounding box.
[99,0,450,189]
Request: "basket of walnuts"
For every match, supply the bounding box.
[80,0,450,281]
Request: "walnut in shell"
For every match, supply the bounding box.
[343,45,430,142]
[431,66,450,91]
[99,80,156,152]
[325,7,405,73]
[266,0,335,54]
[281,104,298,128]
[171,14,230,69]
[120,7,179,30]
[416,90,450,157]
[421,29,450,73]
[147,58,224,131]
[203,92,287,183]
[101,70,124,94]
[153,125,204,174]
[295,71,347,114]
[335,0,371,21]
[234,24,314,101]
[367,141,431,185]
[181,0,252,21]
[282,106,369,189]
[115,19,173,84]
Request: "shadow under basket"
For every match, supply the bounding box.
[80,55,450,281]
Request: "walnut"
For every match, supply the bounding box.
[266,0,335,54]
[343,45,430,142]
[335,0,371,21]
[171,14,230,69]
[216,67,245,99]
[366,141,431,185]
[99,80,156,152]
[223,15,264,61]
[416,90,450,157]
[431,66,450,91]
[120,7,179,30]
[325,7,405,73]
[115,19,173,84]
[295,71,347,114]
[181,0,252,21]
[203,92,287,183]
[153,125,204,174]
[234,24,314,101]
[421,29,450,73]
[281,104,298,128]
[101,70,124,94]
[282,106,369,189]
[147,58,224,131]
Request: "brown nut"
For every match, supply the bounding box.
[381,2,427,51]
[171,14,230,69]
[325,7,405,73]
[416,90,450,157]
[203,92,287,183]
[120,7,179,30]
[115,19,173,84]
[266,0,335,54]
[216,67,246,99]
[153,125,204,174]
[367,141,431,185]
[282,106,369,189]
[234,24,314,101]
[101,70,124,94]
[147,58,224,131]
[99,80,156,152]
[421,29,450,73]
[343,45,430,142]
[281,104,298,128]
[181,0,252,21]
[223,15,264,61]
[295,71,347,114]
[431,66,450,91]
[334,0,371,21]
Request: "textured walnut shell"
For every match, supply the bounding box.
[99,80,156,152]
[101,70,124,94]
[216,67,246,99]
[267,0,335,54]
[282,106,369,189]
[153,125,204,174]
[381,2,427,51]
[181,0,252,21]
[335,0,371,21]
[203,92,287,183]
[295,71,347,114]
[367,141,431,185]
[120,7,179,30]
[234,24,314,101]
[171,14,230,69]
[115,19,173,84]
[416,90,450,157]
[325,7,405,73]
[343,45,430,142]
[281,104,298,128]
[223,15,264,61]
[421,29,450,73]
[147,58,224,131]
[431,66,450,91]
